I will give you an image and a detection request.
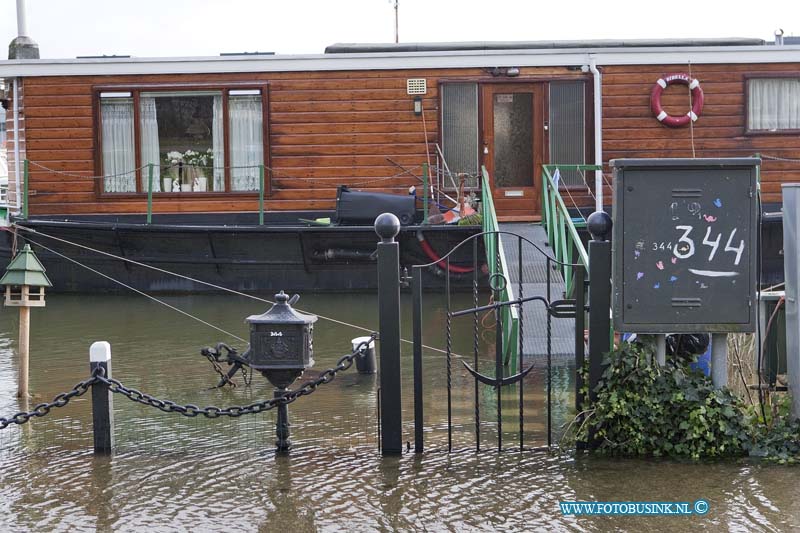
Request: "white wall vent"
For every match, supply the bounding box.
[406,78,427,95]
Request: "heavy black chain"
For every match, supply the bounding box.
[201,343,241,388]
[0,375,97,429]
[95,333,378,419]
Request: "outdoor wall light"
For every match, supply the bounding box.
[506,67,520,77]
[413,96,423,116]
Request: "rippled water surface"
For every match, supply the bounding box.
[0,293,799,532]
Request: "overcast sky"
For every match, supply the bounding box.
[1,0,799,58]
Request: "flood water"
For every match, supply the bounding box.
[0,293,799,532]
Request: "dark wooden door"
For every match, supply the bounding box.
[481,84,545,220]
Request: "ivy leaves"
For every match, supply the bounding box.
[572,340,800,461]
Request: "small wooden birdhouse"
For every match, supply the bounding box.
[0,244,52,307]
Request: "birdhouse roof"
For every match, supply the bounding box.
[0,244,52,287]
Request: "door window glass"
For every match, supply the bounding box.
[493,93,533,188]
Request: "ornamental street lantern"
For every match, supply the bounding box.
[245,290,317,452]
[246,290,317,387]
[0,244,52,398]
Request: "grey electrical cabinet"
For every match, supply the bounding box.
[611,158,759,333]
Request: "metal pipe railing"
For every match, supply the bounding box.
[541,164,599,294]
[480,166,519,368]
[259,164,265,225]
[146,163,154,225]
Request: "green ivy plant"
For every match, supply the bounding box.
[567,338,800,462]
[747,395,800,463]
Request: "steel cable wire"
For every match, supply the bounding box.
[11,225,467,358]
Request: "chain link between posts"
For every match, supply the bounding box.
[0,334,376,427]
[0,375,97,429]
[96,333,377,418]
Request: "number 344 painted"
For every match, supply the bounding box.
[673,225,745,265]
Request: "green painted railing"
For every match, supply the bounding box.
[541,164,599,295]
[147,164,154,224]
[259,164,265,225]
[481,166,519,368]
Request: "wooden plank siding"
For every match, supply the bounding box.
[601,62,800,206]
[17,67,491,215]
[13,61,800,216]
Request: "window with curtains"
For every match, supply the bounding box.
[98,87,265,193]
[747,78,800,132]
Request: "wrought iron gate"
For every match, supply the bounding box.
[410,230,587,453]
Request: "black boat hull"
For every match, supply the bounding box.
[1,213,484,293]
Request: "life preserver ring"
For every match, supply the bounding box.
[650,73,704,127]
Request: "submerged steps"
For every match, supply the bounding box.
[497,223,576,363]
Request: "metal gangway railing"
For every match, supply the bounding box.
[541,164,601,295]
[480,166,519,367]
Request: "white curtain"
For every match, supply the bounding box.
[100,99,136,192]
[139,97,161,192]
[229,96,264,191]
[212,95,225,191]
[748,78,800,131]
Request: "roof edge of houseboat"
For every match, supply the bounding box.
[324,37,767,53]
[2,38,800,77]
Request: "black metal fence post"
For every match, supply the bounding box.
[375,213,403,456]
[574,265,587,413]
[89,341,114,455]
[412,266,424,454]
[587,212,613,408]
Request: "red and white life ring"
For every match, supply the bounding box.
[650,73,704,127]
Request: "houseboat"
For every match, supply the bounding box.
[0,36,798,291]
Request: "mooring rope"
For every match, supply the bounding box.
[578,168,597,203]
[761,154,800,163]
[27,161,150,181]
[12,225,465,358]
[26,160,422,190]
[556,176,588,223]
